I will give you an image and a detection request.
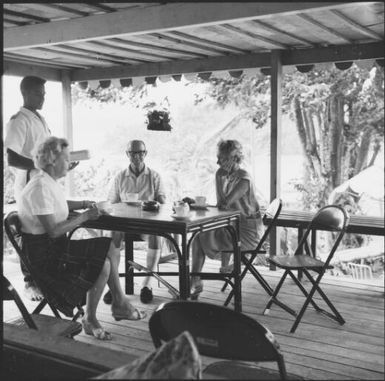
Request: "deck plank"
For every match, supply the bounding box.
[3,251,384,380]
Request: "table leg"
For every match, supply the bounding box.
[179,234,188,300]
[124,234,134,295]
[225,219,242,313]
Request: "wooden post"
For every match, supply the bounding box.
[269,50,282,270]
[61,70,74,197]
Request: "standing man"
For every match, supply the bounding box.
[5,76,51,301]
[5,76,78,301]
[104,140,166,304]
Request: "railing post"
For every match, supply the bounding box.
[269,50,282,270]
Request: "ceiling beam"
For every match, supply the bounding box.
[69,42,384,82]
[281,41,384,66]
[4,2,350,51]
[3,60,63,81]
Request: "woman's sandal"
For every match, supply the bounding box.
[81,319,112,341]
[190,283,203,300]
[111,307,146,321]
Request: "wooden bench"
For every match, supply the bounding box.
[3,323,138,380]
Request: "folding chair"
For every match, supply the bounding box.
[149,301,290,380]
[4,211,84,322]
[263,205,349,333]
[2,274,82,338]
[222,198,282,306]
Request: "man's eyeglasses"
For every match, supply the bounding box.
[128,150,146,156]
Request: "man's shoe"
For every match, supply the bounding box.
[103,290,112,305]
[140,287,153,303]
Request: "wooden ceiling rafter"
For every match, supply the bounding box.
[83,2,118,13]
[298,13,353,43]
[3,18,27,27]
[39,4,91,18]
[107,37,211,58]
[330,9,383,40]
[39,45,147,66]
[150,32,230,55]
[31,47,124,66]
[85,40,176,61]
[250,20,316,47]
[218,24,289,49]
[168,30,250,54]
[3,53,86,70]
[147,33,211,57]
[3,8,50,23]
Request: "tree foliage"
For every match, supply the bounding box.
[201,63,384,210]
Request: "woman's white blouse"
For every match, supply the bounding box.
[18,170,69,234]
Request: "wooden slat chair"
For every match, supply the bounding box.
[221,198,282,306]
[263,205,350,333]
[149,301,298,380]
[3,211,84,323]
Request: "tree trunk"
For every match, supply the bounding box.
[327,95,345,188]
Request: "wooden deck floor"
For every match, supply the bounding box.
[3,251,384,380]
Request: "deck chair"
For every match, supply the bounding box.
[149,301,289,380]
[4,211,84,322]
[222,198,282,306]
[2,274,82,338]
[263,205,349,333]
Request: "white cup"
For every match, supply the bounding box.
[123,192,139,202]
[174,203,190,217]
[95,201,113,214]
[195,196,206,206]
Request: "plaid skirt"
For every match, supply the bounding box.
[21,233,111,317]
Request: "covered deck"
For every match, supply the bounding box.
[4,250,384,380]
[3,2,384,379]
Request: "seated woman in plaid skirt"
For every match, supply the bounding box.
[18,136,145,341]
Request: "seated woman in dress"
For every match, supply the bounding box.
[18,136,145,341]
[190,139,264,297]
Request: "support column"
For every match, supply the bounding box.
[61,70,74,197]
[269,50,282,269]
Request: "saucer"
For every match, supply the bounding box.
[171,213,192,220]
[125,201,142,206]
[190,203,209,210]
